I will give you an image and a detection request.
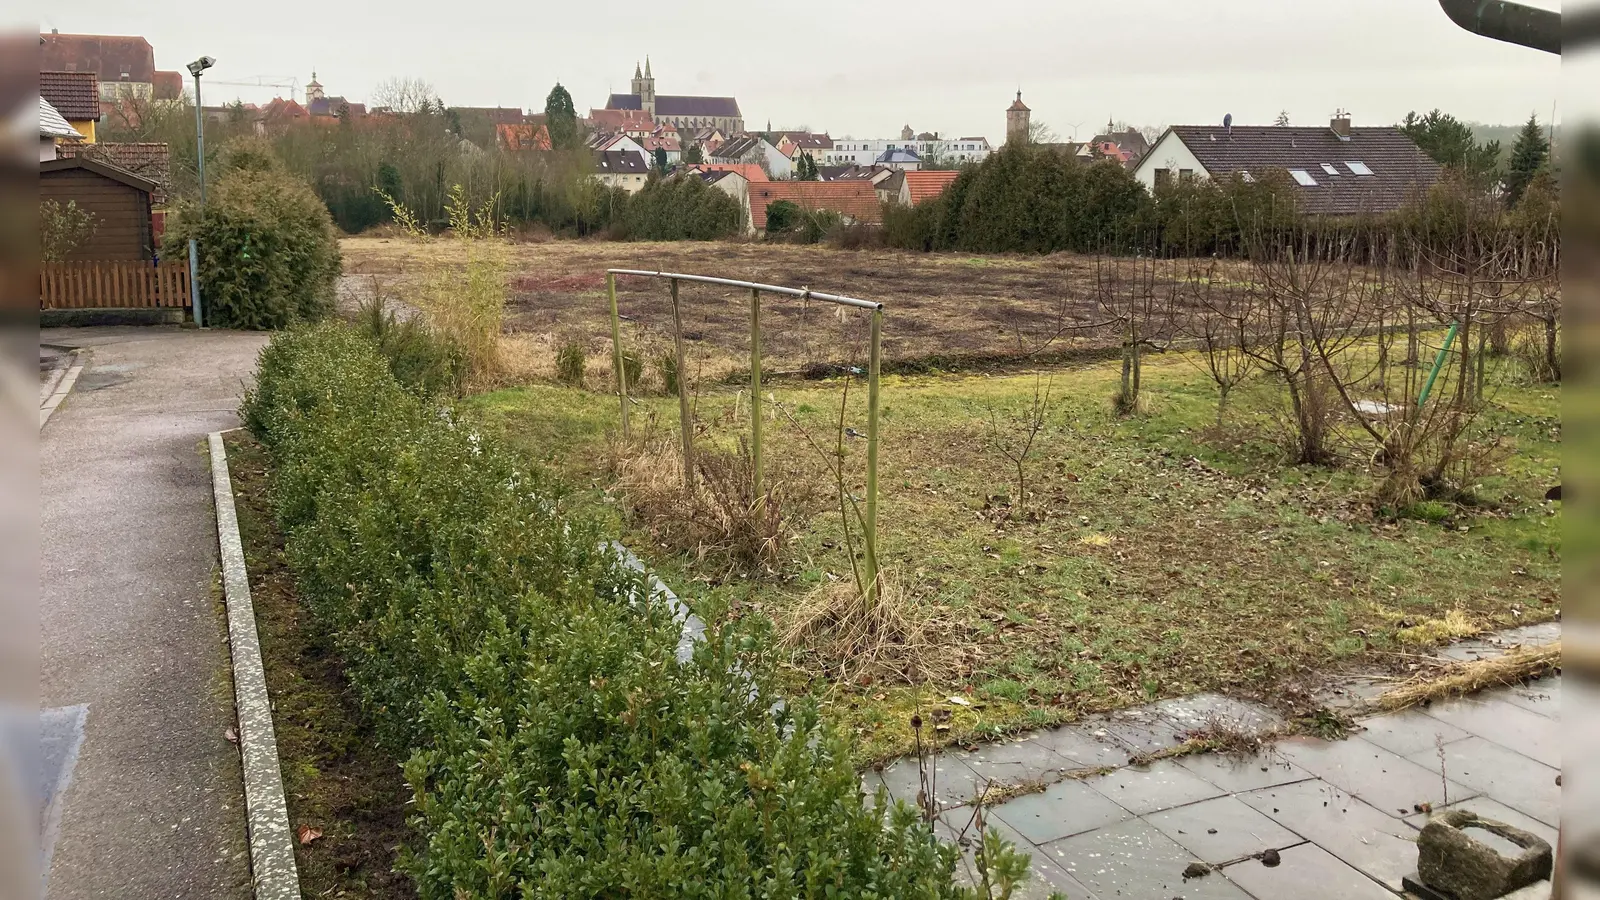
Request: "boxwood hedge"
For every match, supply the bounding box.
[242,323,1038,898]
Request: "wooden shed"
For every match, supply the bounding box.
[39,157,158,261]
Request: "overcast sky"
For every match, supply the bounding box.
[43,0,1561,139]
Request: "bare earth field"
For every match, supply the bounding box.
[341,236,1233,376]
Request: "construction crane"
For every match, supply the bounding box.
[196,75,300,99]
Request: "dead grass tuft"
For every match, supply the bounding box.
[612,432,792,576]
[780,572,953,685]
[1370,642,1561,713]
[1395,609,1481,646]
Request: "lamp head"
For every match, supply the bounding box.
[187,56,215,77]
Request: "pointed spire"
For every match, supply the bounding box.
[635,61,642,79]
[644,56,652,77]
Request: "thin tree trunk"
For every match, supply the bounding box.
[1545,317,1560,380]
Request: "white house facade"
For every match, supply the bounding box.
[1131,129,1210,192]
[823,136,991,167]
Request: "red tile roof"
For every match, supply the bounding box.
[152,70,183,101]
[498,122,552,151]
[683,163,768,183]
[39,71,100,121]
[902,170,960,205]
[40,33,156,85]
[747,181,882,230]
[588,108,655,132]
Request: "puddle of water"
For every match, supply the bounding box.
[1462,824,1534,858]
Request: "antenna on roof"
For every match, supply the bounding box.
[1223,112,1233,137]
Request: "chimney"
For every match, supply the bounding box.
[1331,110,1352,140]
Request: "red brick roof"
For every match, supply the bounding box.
[683,163,768,183]
[498,122,551,151]
[748,181,882,230]
[40,33,155,85]
[39,71,100,120]
[588,108,655,132]
[903,170,961,205]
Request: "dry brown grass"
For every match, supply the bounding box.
[1395,609,1482,646]
[610,431,795,577]
[1369,642,1561,713]
[779,572,955,685]
[342,236,1261,377]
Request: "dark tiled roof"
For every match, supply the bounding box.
[452,106,526,125]
[710,135,764,161]
[152,70,183,101]
[607,93,741,118]
[308,96,364,118]
[782,132,833,150]
[40,33,156,85]
[595,149,649,174]
[58,142,171,204]
[1166,125,1442,216]
[40,71,100,120]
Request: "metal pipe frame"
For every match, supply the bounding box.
[605,268,886,600]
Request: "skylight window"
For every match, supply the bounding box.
[1289,169,1319,187]
[1321,163,1340,176]
[1346,161,1375,176]
[1240,170,1255,183]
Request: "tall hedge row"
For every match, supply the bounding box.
[242,324,1029,898]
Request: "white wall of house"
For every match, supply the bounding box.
[597,172,649,194]
[40,137,60,161]
[706,172,754,235]
[823,137,991,167]
[1132,131,1210,191]
[601,135,647,155]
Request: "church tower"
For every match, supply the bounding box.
[630,57,656,116]
[305,71,325,107]
[1006,90,1031,145]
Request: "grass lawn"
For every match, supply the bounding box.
[470,345,1561,763]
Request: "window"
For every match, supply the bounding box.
[1179,168,1195,183]
[1346,160,1374,176]
[1154,168,1172,188]
[1289,169,1319,186]
[1320,163,1339,176]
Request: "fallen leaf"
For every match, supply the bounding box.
[947,696,972,707]
[223,727,238,744]
[297,824,323,846]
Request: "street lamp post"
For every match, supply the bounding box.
[187,56,215,209]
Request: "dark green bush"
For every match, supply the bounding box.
[354,294,461,394]
[625,174,745,241]
[555,340,586,386]
[242,323,1036,898]
[764,199,801,234]
[162,139,341,329]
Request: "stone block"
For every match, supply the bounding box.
[1414,809,1551,900]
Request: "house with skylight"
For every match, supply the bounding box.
[1132,114,1442,215]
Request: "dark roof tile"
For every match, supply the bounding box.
[39,71,100,120]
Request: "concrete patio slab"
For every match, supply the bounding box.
[991,778,1133,845]
[1043,818,1252,899]
[1145,795,1303,862]
[1086,759,1228,815]
[1237,778,1421,890]
[1420,695,1561,768]
[1175,751,1314,794]
[1406,737,1561,828]
[1275,734,1475,818]
[1220,841,1394,900]
[1355,708,1471,757]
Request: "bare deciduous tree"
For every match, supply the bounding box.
[371,77,439,115]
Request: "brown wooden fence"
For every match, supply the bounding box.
[40,260,192,310]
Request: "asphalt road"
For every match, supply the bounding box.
[40,327,267,899]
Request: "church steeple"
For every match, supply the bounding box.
[635,61,642,78]
[644,56,652,77]
[631,56,656,116]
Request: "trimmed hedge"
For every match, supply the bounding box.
[163,140,341,329]
[242,323,1034,898]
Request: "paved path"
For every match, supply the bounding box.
[40,327,267,899]
[884,624,1563,899]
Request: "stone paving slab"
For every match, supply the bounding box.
[1220,841,1395,900]
[934,813,1099,900]
[1419,695,1561,768]
[1144,795,1303,863]
[1042,818,1252,899]
[1405,735,1561,827]
[1086,759,1227,815]
[1175,751,1315,794]
[1274,734,1476,818]
[955,736,1078,787]
[1500,679,1560,719]
[1237,778,1421,890]
[1355,708,1471,757]
[1032,724,1134,769]
[991,778,1133,845]
[878,752,982,812]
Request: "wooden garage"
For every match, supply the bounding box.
[40,157,158,261]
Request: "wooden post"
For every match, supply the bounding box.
[669,278,694,489]
[749,287,763,505]
[863,307,883,608]
[606,272,629,438]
